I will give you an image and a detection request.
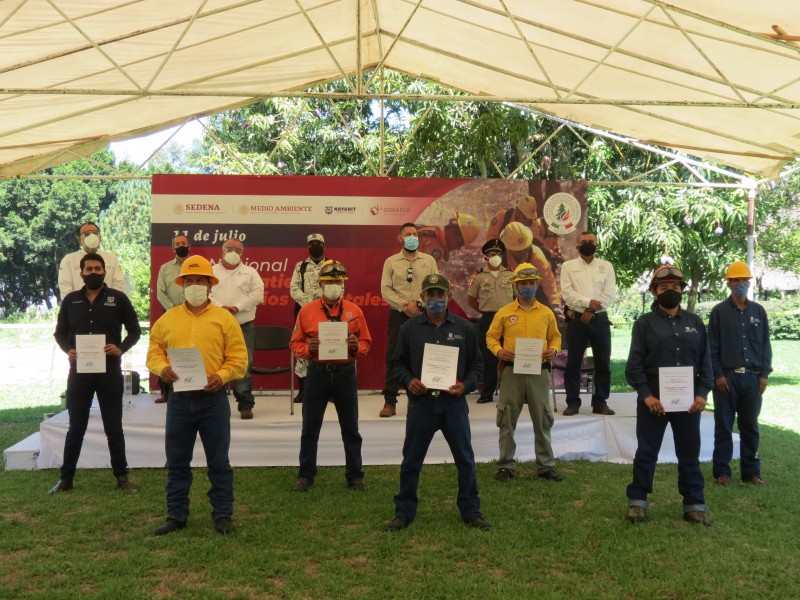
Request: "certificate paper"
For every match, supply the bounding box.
[318,321,349,360]
[513,338,544,375]
[168,347,208,392]
[420,343,459,390]
[659,366,694,412]
[75,334,106,373]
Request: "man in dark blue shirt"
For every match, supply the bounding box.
[386,274,489,531]
[708,261,772,486]
[625,265,713,526]
[50,253,141,494]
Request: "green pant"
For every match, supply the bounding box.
[496,369,555,473]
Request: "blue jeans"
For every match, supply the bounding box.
[478,312,499,398]
[712,372,762,480]
[565,313,611,407]
[627,401,706,512]
[61,370,127,480]
[165,389,233,522]
[298,363,363,482]
[233,321,255,410]
[394,394,481,522]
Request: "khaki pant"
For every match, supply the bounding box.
[496,369,555,473]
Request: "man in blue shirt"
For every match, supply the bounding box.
[625,265,713,526]
[386,274,489,531]
[708,261,772,486]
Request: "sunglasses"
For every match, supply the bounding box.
[653,266,685,280]
[406,267,413,283]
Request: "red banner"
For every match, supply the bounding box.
[151,175,586,389]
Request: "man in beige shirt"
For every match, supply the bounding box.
[379,222,438,417]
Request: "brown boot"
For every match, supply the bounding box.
[116,475,139,494]
[379,403,396,417]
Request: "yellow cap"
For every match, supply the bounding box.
[515,195,539,220]
[511,262,542,283]
[175,255,219,285]
[725,261,752,279]
[500,221,533,251]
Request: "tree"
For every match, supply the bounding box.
[0,150,117,316]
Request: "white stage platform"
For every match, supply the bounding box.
[4,392,735,471]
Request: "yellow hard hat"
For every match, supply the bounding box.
[455,212,481,246]
[725,261,752,279]
[175,255,219,285]
[318,259,348,281]
[511,262,542,283]
[515,195,539,220]
[500,221,533,252]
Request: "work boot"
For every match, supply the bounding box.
[155,518,186,536]
[239,408,254,420]
[116,475,139,493]
[386,516,411,531]
[684,511,711,527]
[214,516,234,534]
[48,479,73,494]
[627,506,647,524]
[292,477,313,492]
[379,403,396,417]
[562,405,580,416]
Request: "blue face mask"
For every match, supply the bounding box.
[732,283,749,298]
[426,299,447,314]
[403,235,419,251]
[518,286,537,301]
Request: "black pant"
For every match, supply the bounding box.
[564,313,611,408]
[61,370,128,480]
[383,310,410,405]
[478,312,499,398]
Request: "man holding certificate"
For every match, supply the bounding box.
[289,260,372,493]
[625,265,713,527]
[51,254,141,494]
[147,256,248,536]
[486,263,563,483]
[386,274,490,531]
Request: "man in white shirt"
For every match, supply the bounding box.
[58,221,126,299]
[289,233,328,404]
[211,239,265,419]
[559,231,616,416]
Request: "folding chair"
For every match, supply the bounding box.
[550,326,594,411]
[251,326,295,415]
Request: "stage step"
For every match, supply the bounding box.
[3,432,40,471]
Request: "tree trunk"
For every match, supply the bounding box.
[686,265,701,313]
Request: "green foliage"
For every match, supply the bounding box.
[591,184,749,312]
[754,175,800,272]
[0,150,117,315]
[98,179,152,320]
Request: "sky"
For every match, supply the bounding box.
[108,119,204,165]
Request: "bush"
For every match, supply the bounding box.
[770,312,800,340]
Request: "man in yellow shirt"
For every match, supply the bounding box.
[486,263,563,482]
[147,256,248,536]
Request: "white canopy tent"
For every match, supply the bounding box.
[1,0,799,178]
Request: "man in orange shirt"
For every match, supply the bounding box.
[289,260,372,492]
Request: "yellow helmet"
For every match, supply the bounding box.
[511,262,542,283]
[500,221,533,252]
[318,259,348,281]
[175,255,219,285]
[515,195,539,220]
[455,212,481,246]
[725,261,752,279]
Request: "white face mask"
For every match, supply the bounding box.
[184,284,209,307]
[488,255,502,268]
[323,283,343,301]
[83,233,100,250]
[224,251,241,266]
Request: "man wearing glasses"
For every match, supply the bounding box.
[379,222,438,417]
[58,221,126,299]
[467,238,514,404]
[211,239,264,419]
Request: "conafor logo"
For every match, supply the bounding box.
[543,193,581,235]
[370,204,381,215]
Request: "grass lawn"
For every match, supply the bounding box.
[1,327,799,598]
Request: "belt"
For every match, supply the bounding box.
[503,361,551,371]
[176,390,208,399]
[308,361,355,372]
[727,367,760,375]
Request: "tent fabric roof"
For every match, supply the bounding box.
[1,0,800,178]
